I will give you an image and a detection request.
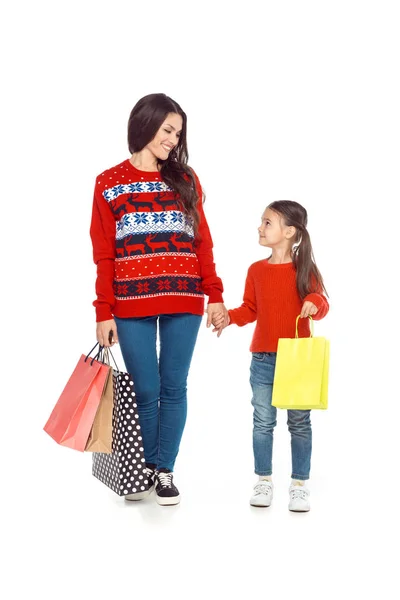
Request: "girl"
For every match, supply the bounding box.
[90,93,228,506]
[213,200,329,512]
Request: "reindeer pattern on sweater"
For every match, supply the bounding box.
[90,159,223,321]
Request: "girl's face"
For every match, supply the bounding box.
[258,208,295,248]
[146,112,183,161]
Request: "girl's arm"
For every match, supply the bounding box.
[302,292,329,320]
[90,179,117,322]
[228,269,257,326]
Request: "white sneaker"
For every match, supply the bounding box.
[288,483,310,512]
[250,480,273,507]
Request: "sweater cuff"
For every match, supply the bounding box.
[304,293,325,312]
[207,291,224,304]
[96,305,114,322]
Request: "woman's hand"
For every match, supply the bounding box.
[96,319,119,347]
[300,301,318,319]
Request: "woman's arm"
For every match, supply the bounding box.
[191,171,228,331]
[90,179,117,323]
[192,174,224,304]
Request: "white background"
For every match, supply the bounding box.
[1,1,399,598]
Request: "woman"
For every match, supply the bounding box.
[90,93,228,505]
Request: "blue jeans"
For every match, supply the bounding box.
[115,313,202,472]
[250,352,312,480]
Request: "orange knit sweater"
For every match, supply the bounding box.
[228,259,329,352]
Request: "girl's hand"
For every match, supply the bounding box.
[300,301,318,319]
[212,313,230,337]
[206,303,229,329]
[96,319,119,347]
[211,312,225,329]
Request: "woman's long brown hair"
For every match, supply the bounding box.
[127,93,200,234]
[267,200,328,299]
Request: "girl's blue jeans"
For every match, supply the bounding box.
[250,352,312,480]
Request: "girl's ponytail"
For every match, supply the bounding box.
[267,200,328,299]
[292,225,327,299]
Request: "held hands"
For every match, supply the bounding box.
[212,312,230,336]
[96,319,119,347]
[300,301,318,319]
[204,301,317,339]
[206,302,230,337]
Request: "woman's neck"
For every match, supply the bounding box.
[130,150,160,172]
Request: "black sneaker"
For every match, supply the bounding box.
[125,463,156,501]
[155,468,181,506]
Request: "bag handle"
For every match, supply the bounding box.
[84,342,120,370]
[85,342,99,359]
[84,342,102,366]
[295,315,314,338]
[102,347,120,373]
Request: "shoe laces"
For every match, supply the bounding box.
[254,481,272,495]
[290,487,308,500]
[157,471,173,488]
[145,466,155,479]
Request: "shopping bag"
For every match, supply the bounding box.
[43,344,110,451]
[84,360,113,454]
[92,356,150,497]
[271,316,330,410]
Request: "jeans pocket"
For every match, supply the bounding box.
[252,352,265,362]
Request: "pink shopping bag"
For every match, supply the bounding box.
[43,344,109,452]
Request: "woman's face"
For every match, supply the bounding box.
[147,112,183,160]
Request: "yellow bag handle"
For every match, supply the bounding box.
[295,315,314,338]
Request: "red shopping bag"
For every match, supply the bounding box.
[43,344,110,452]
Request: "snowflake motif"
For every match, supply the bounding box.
[156,279,172,291]
[116,284,129,296]
[114,185,125,197]
[103,188,116,201]
[146,182,163,192]
[116,221,124,233]
[195,281,202,292]
[131,182,145,193]
[121,214,131,226]
[170,211,184,224]
[151,212,168,224]
[136,282,150,294]
[133,213,149,225]
[177,279,189,291]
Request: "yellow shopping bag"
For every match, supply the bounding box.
[271,316,330,410]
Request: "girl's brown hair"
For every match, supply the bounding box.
[267,200,328,298]
[127,93,200,233]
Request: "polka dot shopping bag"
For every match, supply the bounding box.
[92,351,151,497]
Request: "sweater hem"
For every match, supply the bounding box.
[250,344,279,353]
[112,295,205,318]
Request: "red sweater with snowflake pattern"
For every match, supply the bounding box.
[228,259,329,352]
[90,159,224,322]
